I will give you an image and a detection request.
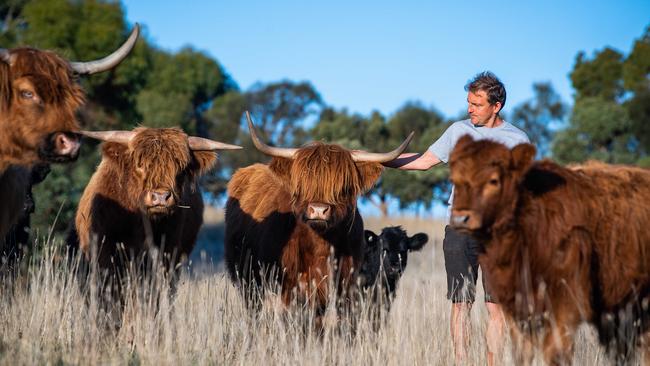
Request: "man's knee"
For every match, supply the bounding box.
[443,226,479,303]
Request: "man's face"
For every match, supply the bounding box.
[467,90,501,126]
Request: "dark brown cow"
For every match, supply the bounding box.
[71,127,241,278]
[225,112,413,316]
[0,25,139,241]
[448,135,650,365]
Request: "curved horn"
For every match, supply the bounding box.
[79,130,135,145]
[188,136,242,151]
[0,49,10,64]
[246,111,298,159]
[70,23,140,75]
[350,131,415,163]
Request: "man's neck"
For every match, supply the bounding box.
[481,115,503,128]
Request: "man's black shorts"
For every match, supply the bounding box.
[443,225,495,303]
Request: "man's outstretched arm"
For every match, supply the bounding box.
[382,150,441,170]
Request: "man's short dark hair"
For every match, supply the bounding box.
[465,71,506,110]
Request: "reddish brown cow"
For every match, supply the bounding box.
[71,127,241,278]
[225,112,413,317]
[0,25,139,241]
[448,135,650,365]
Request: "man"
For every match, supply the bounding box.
[383,71,529,365]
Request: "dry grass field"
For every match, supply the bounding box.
[0,207,629,365]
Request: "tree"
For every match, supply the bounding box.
[380,103,450,215]
[510,82,566,157]
[552,24,650,166]
[0,0,28,46]
[202,90,247,196]
[136,47,233,135]
[202,80,324,198]
[311,107,367,149]
[245,80,323,146]
[623,26,650,154]
[552,97,635,164]
[570,47,625,102]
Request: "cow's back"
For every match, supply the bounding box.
[571,163,650,307]
[225,163,296,284]
[486,162,650,308]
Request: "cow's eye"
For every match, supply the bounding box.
[20,90,34,99]
[488,178,499,186]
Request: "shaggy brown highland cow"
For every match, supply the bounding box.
[225,112,413,318]
[448,135,650,365]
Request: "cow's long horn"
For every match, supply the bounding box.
[0,49,10,64]
[70,23,140,75]
[79,130,135,145]
[350,131,415,163]
[246,111,298,159]
[188,136,242,151]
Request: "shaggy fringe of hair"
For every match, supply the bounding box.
[130,128,192,192]
[9,48,84,106]
[289,142,365,206]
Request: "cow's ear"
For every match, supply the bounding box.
[454,134,475,153]
[101,142,128,162]
[365,230,378,247]
[191,151,218,176]
[511,143,536,173]
[408,233,428,251]
[356,162,384,192]
[269,157,292,181]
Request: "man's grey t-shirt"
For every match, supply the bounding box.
[428,119,530,216]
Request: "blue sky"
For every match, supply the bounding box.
[121,0,649,120]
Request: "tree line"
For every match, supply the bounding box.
[1,0,649,234]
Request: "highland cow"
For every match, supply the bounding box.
[448,135,650,365]
[225,112,413,317]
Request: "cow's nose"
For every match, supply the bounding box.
[53,132,81,158]
[307,203,331,220]
[450,210,471,228]
[146,190,174,207]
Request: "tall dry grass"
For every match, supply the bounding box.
[0,212,621,365]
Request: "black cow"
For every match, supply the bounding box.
[359,226,428,309]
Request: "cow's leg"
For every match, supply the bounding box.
[541,317,577,366]
[508,319,534,366]
[309,255,330,311]
[640,332,650,366]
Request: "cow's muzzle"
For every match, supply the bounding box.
[303,203,332,231]
[40,132,81,163]
[306,203,331,221]
[144,189,175,211]
[450,209,481,231]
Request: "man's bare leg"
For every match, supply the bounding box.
[486,302,506,366]
[451,302,472,363]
